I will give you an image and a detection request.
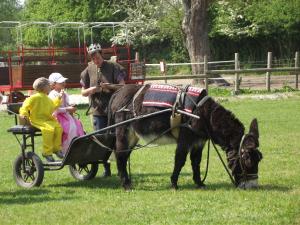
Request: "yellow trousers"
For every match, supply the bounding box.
[40,121,63,156]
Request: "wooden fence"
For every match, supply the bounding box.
[144,52,300,93]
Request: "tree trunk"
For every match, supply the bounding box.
[182,0,211,84]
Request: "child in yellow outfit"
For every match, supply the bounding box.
[19,77,64,162]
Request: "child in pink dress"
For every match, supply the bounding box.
[48,73,84,154]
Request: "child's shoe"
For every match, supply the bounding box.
[43,155,55,162]
[55,151,64,159]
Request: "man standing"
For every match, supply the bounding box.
[80,43,126,177]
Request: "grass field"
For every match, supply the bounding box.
[0,96,300,225]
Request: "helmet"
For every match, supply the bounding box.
[87,43,102,55]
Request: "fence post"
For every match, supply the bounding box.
[295,51,299,90]
[266,52,272,91]
[135,52,139,62]
[160,61,167,84]
[234,53,240,94]
[204,55,208,92]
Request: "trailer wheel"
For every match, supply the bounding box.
[13,152,44,188]
[69,163,98,180]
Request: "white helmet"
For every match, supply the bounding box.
[87,43,102,55]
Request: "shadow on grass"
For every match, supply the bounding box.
[195,183,291,192]
[48,172,188,191]
[44,172,292,192]
[48,176,121,189]
[257,184,291,192]
[180,182,234,191]
[0,189,75,205]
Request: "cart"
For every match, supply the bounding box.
[7,102,114,188]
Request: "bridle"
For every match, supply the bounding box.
[237,134,260,183]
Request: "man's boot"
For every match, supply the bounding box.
[102,161,111,177]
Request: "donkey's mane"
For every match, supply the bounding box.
[201,99,245,175]
[110,84,141,113]
[198,98,245,151]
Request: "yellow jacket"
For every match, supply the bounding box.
[19,92,61,129]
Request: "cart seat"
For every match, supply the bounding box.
[7,125,40,134]
[6,102,41,135]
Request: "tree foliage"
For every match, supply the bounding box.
[209,0,300,60]
[1,0,299,61]
[0,0,22,49]
[210,0,300,39]
[20,0,124,46]
[111,0,188,62]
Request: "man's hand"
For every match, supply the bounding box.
[99,83,123,92]
[99,83,111,93]
[90,86,99,95]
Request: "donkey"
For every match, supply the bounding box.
[108,84,263,190]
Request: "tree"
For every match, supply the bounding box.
[209,0,300,60]
[21,0,124,47]
[0,0,22,49]
[182,0,212,77]
[111,0,162,46]
[111,0,188,62]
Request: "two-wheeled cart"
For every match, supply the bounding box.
[7,102,114,188]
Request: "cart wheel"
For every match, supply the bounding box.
[13,152,44,188]
[69,163,99,180]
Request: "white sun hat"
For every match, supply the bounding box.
[49,72,68,83]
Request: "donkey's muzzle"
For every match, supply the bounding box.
[237,179,259,189]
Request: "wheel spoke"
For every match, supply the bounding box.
[83,166,90,173]
[24,174,29,182]
[29,174,35,181]
[28,160,33,167]
[78,167,84,173]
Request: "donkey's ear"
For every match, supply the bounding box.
[249,118,259,139]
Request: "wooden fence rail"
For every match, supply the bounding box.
[144,51,300,92]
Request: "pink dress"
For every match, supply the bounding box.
[49,90,84,153]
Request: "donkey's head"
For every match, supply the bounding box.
[235,118,263,189]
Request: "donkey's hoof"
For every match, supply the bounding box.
[122,182,132,191]
[124,186,132,192]
[196,183,206,189]
[171,183,178,190]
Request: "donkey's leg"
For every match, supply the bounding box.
[190,141,206,188]
[170,130,192,189]
[115,125,132,190]
[170,144,189,189]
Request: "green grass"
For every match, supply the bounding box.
[0,97,300,225]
